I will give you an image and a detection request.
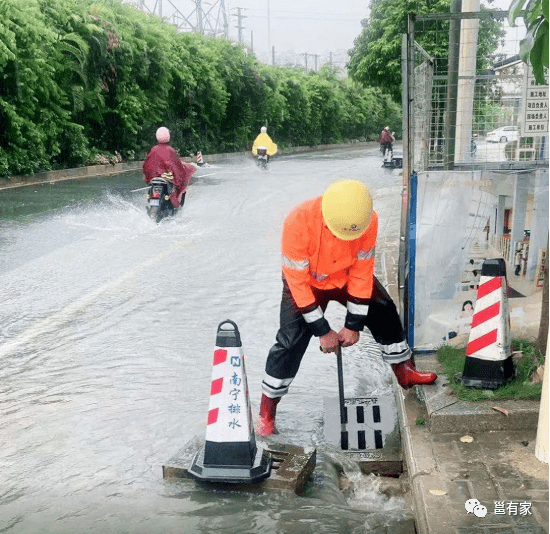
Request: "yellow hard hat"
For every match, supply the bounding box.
[321,179,373,240]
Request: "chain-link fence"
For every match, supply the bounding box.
[408,10,547,172]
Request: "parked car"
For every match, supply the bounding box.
[486,126,519,143]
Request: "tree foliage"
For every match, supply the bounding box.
[347,0,506,101]
[0,0,400,177]
[509,0,549,83]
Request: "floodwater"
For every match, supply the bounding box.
[0,146,413,533]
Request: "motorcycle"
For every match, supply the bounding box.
[256,146,269,169]
[146,173,178,222]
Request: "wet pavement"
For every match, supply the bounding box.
[0,146,415,534]
[1,143,546,534]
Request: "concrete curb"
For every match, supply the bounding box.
[393,378,432,534]
[0,141,379,190]
[0,161,144,190]
[415,354,540,434]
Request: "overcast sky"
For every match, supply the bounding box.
[225,0,366,63]
[152,0,526,66]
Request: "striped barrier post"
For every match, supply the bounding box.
[459,258,515,389]
[188,320,272,483]
[196,151,205,166]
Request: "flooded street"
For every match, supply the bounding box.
[0,146,413,533]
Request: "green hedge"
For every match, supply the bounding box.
[0,0,402,177]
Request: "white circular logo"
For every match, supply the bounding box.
[473,504,487,518]
[465,499,487,518]
[465,499,480,514]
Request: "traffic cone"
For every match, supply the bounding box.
[457,258,514,389]
[188,320,272,483]
[196,151,205,166]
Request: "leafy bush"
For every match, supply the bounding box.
[0,0,401,177]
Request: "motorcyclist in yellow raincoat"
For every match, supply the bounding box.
[252,127,278,161]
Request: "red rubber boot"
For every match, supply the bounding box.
[256,394,281,436]
[392,359,437,389]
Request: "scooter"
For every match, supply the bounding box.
[146,175,178,223]
[381,144,403,169]
[256,146,269,169]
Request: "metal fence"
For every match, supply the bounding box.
[406,10,547,174]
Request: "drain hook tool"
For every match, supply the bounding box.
[336,345,349,450]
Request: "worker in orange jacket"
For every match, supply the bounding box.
[256,179,437,436]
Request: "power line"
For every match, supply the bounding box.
[247,8,365,17]
[246,13,364,23]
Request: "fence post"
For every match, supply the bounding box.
[444,0,461,170]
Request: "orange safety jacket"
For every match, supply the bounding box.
[281,196,378,336]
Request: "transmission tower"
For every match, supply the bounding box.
[134,0,229,38]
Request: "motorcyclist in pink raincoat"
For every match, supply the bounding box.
[143,127,196,208]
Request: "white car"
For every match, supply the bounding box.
[486,126,519,143]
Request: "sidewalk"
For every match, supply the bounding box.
[396,368,548,534]
[394,272,548,533]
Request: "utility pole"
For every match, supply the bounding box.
[267,0,271,60]
[232,8,246,43]
[251,31,253,53]
[314,54,319,72]
[329,51,333,66]
[272,46,275,65]
[302,53,308,73]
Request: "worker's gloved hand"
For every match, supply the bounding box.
[319,330,340,353]
[338,327,360,347]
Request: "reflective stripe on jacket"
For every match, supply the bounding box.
[281,196,378,335]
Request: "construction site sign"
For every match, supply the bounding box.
[521,66,549,136]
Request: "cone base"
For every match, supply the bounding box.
[188,444,272,484]
[458,355,515,390]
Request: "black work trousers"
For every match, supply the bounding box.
[261,276,411,398]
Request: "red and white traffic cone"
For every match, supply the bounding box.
[196,151,205,166]
[458,258,514,389]
[188,320,272,483]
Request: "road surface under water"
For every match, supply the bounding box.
[0,146,413,533]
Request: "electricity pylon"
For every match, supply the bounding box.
[135,0,229,38]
